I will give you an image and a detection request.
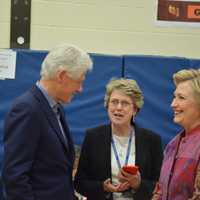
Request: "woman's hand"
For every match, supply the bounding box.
[103,178,130,193]
[116,181,130,192]
[103,178,119,193]
[118,168,141,190]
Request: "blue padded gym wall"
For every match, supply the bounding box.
[1,50,200,199]
[123,55,200,146]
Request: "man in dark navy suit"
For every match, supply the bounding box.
[2,44,93,200]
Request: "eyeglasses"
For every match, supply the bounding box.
[109,99,133,108]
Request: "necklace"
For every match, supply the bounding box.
[111,131,133,169]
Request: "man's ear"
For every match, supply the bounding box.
[56,70,68,83]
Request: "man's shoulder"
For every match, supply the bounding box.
[10,86,41,110]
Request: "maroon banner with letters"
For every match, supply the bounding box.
[157,0,200,23]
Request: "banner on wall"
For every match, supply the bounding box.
[156,0,200,26]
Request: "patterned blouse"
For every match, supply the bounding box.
[152,125,200,200]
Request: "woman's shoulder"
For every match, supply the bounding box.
[86,124,111,134]
[83,124,111,145]
[135,124,161,139]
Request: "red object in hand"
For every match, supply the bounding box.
[122,165,139,175]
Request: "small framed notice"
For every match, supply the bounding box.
[0,49,17,80]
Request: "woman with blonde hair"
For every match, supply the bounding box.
[75,78,163,200]
[152,68,200,200]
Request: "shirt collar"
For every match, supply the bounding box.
[179,124,200,141]
[36,81,57,109]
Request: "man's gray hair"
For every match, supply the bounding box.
[40,44,93,80]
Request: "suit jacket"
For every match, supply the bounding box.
[74,124,163,200]
[2,85,75,200]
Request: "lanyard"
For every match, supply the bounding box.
[111,131,133,170]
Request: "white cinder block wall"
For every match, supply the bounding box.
[1,0,200,58]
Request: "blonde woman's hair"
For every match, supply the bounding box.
[104,78,144,111]
[173,68,200,104]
